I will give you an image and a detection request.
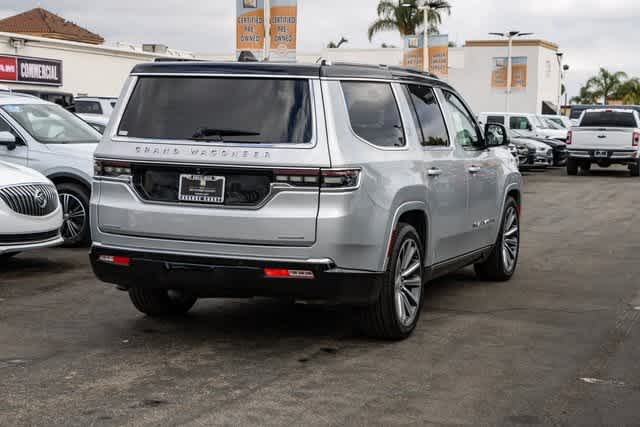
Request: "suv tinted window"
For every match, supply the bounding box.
[118,77,313,144]
[487,115,505,125]
[75,101,103,115]
[441,91,482,148]
[510,116,531,130]
[580,111,637,128]
[342,82,405,147]
[406,85,449,146]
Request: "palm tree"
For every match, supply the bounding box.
[585,68,628,105]
[367,0,452,41]
[616,78,640,105]
[327,37,349,49]
[570,85,599,105]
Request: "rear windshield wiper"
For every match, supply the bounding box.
[190,127,261,142]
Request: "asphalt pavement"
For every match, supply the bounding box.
[1,166,639,427]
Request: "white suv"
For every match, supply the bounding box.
[0,159,63,260]
[74,97,117,118]
[0,94,101,246]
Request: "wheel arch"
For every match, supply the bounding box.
[382,201,431,271]
[48,173,91,195]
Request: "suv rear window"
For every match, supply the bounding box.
[342,82,405,147]
[75,101,103,115]
[118,77,313,144]
[580,111,637,128]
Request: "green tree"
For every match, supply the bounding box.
[327,37,349,49]
[570,85,599,105]
[585,68,628,105]
[367,0,452,41]
[616,77,640,105]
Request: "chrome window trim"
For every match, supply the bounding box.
[403,83,453,150]
[131,73,320,80]
[111,76,319,149]
[338,80,409,152]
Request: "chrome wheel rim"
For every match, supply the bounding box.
[59,193,86,241]
[502,206,519,273]
[394,239,422,327]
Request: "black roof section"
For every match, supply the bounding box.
[130,61,450,88]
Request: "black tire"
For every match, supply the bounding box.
[630,160,640,177]
[581,162,591,172]
[474,197,520,282]
[360,223,425,340]
[128,288,197,317]
[56,183,91,247]
[0,253,18,263]
[566,158,578,175]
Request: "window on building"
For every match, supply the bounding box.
[406,85,449,146]
[342,82,405,147]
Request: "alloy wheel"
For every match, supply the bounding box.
[394,239,423,327]
[59,193,86,241]
[502,206,519,273]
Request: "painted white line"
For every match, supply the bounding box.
[580,377,625,386]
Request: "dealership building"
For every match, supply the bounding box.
[0,8,563,115]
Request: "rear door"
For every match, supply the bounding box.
[440,90,500,252]
[96,75,330,246]
[405,84,467,263]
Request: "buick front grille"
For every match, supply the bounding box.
[0,184,58,217]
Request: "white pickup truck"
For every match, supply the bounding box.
[566,109,640,176]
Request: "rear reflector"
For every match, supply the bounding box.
[98,255,131,266]
[263,268,315,279]
[633,131,639,147]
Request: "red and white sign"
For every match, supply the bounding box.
[0,56,18,81]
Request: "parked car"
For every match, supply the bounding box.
[77,113,109,134]
[509,132,553,168]
[90,61,522,340]
[74,97,117,118]
[567,108,640,176]
[512,129,567,167]
[569,104,640,126]
[0,94,101,246]
[0,159,63,261]
[542,114,572,129]
[478,112,567,141]
[13,89,75,111]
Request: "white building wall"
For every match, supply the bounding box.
[0,32,194,97]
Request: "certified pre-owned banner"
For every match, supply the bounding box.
[0,55,62,86]
[269,0,297,62]
[236,0,266,61]
[403,35,424,71]
[428,35,448,78]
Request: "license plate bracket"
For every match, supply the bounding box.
[178,174,226,204]
[594,150,608,158]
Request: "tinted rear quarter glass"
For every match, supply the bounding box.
[118,77,313,143]
[580,111,637,128]
[406,84,449,146]
[342,82,405,147]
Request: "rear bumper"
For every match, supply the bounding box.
[90,245,384,305]
[568,149,639,162]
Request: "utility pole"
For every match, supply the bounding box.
[489,31,533,113]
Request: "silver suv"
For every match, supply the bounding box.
[90,62,522,340]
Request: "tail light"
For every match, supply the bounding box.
[263,268,315,279]
[98,255,130,266]
[633,131,639,147]
[95,159,132,178]
[274,168,361,190]
[566,130,572,145]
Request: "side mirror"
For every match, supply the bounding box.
[484,123,510,147]
[0,131,16,151]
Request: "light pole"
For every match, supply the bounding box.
[555,53,564,115]
[489,31,533,113]
[403,2,430,73]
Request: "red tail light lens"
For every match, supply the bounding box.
[94,160,132,178]
[98,255,131,266]
[321,169,361,189]
[263,268,315,279]
[633,131,639,147]
[273,168,361,190]
[566,130,572,145]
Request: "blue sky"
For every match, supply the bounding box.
[0,0,638,97]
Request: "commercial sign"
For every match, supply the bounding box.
[491,56,527,89]
[0,55,62,86]
[403,35,424,71]
[428,34,448,78]
[236,0,266,61]
[269,0,297,62]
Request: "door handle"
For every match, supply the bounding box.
[427,168,442,177]
[468,166,482,174]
